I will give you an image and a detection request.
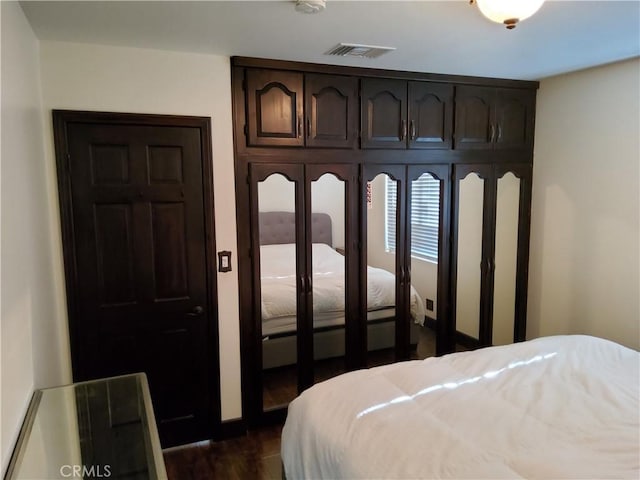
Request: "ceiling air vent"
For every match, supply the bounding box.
[325,43,396,59]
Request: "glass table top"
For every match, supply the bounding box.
[6,373,167,480]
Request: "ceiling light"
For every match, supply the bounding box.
[470,0,545,29]
[295,0,326,14]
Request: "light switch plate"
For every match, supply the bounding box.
[218,251,232,272]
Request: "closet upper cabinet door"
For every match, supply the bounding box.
[305,74,358,148]
[408,82,453,149]
[361,79,407,149]
[493,89,535,151]
[246,69,304,147]
[453,86,494,150]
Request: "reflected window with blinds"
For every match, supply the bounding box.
[385,175,439,262]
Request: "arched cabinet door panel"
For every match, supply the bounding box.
[493,90,535,151]
[246,70,304,147]
[305,74,358,148]
[361,79,407,149]
[408,83,453,150]
[454,87,494,150]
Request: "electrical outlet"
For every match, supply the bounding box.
[426,299,434,311]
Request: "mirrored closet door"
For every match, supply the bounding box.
[454,165,490,347]
[492,171,521,346]
[364,167,403,368]
[306,164,358,385]
[363,164,451,367]
[407,164,451,356]
[249,163,359,417]
[452,164,531,349]
[250,164,305,413]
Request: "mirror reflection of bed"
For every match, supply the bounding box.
[258,172,441,411]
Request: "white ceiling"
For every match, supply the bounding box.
[21,0,640,81]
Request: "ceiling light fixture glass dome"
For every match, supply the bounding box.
[472,0,545,29]
[295,0,326,14]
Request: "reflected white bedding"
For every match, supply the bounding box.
[260,243,425,335]
[262,308,396,337]
[282,335,640,479]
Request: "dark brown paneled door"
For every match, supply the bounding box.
[54,111,218,448]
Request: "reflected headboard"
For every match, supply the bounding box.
[259,211,332,246]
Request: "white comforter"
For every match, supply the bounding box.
[260,243,425,323]
[282,335,640,479]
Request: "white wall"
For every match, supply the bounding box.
[37,41,242,420]
[0,2,69,474]
[528,58,640,350]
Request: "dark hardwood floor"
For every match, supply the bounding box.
[164,424,283,480]
[163,326,463,479]
[262,325,437,410]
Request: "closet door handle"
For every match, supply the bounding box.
[306,116,311,139]
[489,123,496,143]
[297,116,303,138]
[400,119,407,141]
[409,120,416,140]
[496,124,502,142]
[481,258,495,274]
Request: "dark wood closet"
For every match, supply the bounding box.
[53,111,221,447]
[232,57,538,427]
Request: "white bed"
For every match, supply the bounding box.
[261,243,426,337]
[282,335,640,479]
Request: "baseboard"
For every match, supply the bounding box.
[422,317,481,350]
[163,418,247,448]
[423,316,436,330]
[455,330,481,349]
[216,418,247,441]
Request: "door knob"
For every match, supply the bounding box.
[187,305,204,316]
